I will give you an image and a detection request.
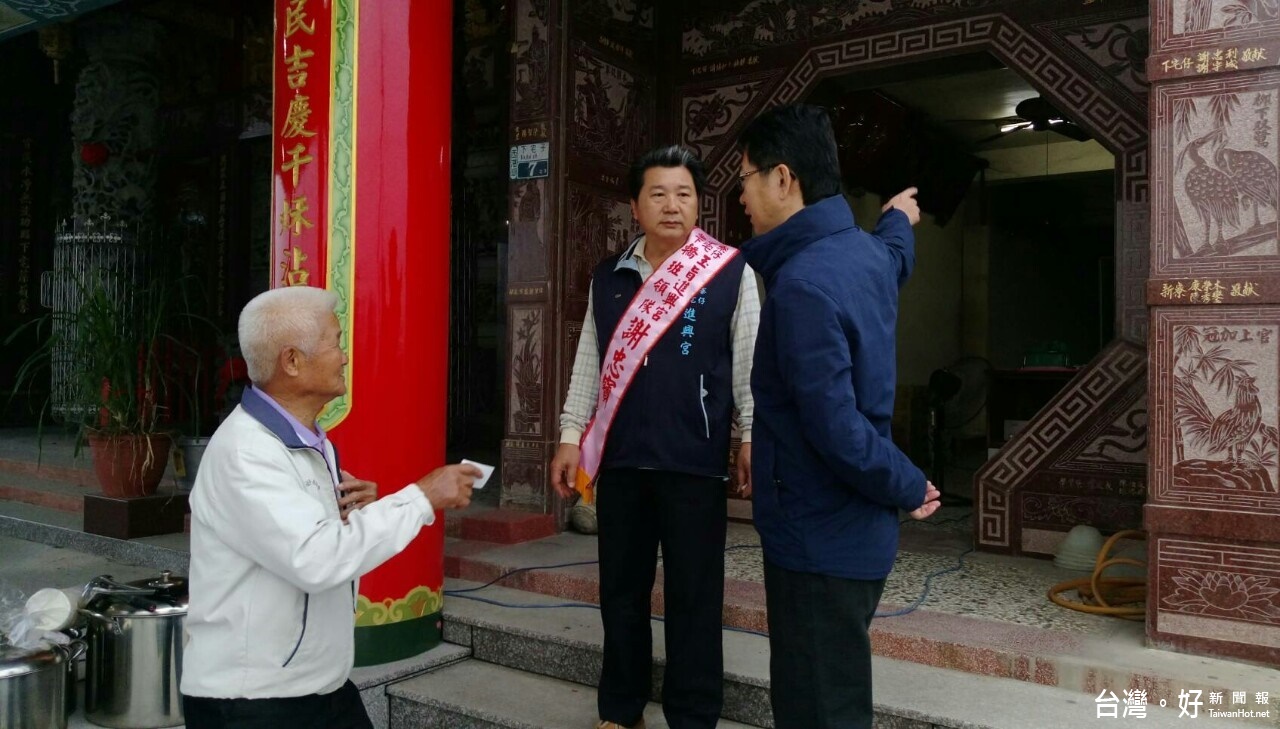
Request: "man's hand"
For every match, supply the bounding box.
[414,464,481,510]
[882,187,921,226]
[550,443,581,500]
[337,469,378,522]
[735,442,753,498]
[907,481,941,521]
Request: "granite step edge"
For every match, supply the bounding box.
[387,659,766,729]
[0,514,190,573]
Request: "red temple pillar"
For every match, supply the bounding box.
[270,0,452,665]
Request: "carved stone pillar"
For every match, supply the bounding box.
[70,15,162,221]
[1146,0,1280,666]
[500,0,656,518]
[500,0,563,512]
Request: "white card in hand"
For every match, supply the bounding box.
[461,459,494,489]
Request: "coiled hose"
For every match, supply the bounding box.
[1046,529,1147,621]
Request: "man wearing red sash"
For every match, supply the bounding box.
[551,145,760,729]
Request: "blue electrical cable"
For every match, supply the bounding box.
[874,547,973,618]
[445,559,600,595]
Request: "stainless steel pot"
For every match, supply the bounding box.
[0,640,83,729]
[79,572,188,729]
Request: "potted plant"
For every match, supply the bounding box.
[68,269,176,498]
[170,333,241,494]
[8,267,177,498]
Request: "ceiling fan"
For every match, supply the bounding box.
[974,96,1090,146]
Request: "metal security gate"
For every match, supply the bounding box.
[40,216,149,419]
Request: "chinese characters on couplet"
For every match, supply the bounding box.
[276,0,321,287]
[1159,47,1269,75]
[1158,279,1260,304]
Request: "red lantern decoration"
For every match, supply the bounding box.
[80,142,109,167]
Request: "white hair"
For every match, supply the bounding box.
[238,287,339,385]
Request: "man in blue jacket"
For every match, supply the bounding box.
[735,104,942,729]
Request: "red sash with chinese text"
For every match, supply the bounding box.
[575,228,739,504]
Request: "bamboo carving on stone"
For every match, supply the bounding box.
[1172,324,1280,493]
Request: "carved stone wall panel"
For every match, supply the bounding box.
[1037,13,1151,115]
[1153,70,1280,275]
[1153,0,1280,56]
[679,0,1020,59]
[975,340,1147,553]
[507,304,546,437]
[1006,383,1147,553]
[989,21,1148,151]
[501,438,553,510]
[512,0,552,123]
[509,180,549,283]
[570,42,653,169]
[681,75,778,162]
[463,43,498,97]
[565,183,635,306]
[575,0,654,44]
[1020,489,1144,533]
[1119,196,1151,341]
[1151,536,1280,664]
[1059,393,1150,467]
[1122,145,1151,203]
[1150,307,1280,514]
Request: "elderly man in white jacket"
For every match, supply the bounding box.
[181,287,479,729]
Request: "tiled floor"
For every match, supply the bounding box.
[721,512,1126,637]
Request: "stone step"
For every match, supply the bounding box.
[0,469,94,511]
[0,432,181,488]
[445,504,558,544]
[442,578,770,727]
[0,437,96,484]
[388,659,764,729]
[0,509,189,573]
[0,498,82,529]
[443,537,1280,721]
[353,642,472,729]
[438,579,1273,728]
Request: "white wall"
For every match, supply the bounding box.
[873,195,967,387]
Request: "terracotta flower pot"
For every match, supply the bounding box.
[86,433,172,498]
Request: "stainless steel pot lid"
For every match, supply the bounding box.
[0,641,66,680]
[85,570,189,618]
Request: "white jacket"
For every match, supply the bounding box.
[181,389,435,699]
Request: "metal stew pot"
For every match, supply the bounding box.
[0,639,84,729]
[79,572,188,729]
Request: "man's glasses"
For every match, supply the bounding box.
[736,165,774,191]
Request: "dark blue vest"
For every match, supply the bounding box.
[591,240,746,478]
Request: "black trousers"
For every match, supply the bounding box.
[763,561,886,729]
[596,468,728,729]
[182,680,372,729]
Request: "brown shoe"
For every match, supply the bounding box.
[596,720,645,729]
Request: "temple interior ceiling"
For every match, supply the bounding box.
[831,63,1117,178]
[0,1,122,43]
